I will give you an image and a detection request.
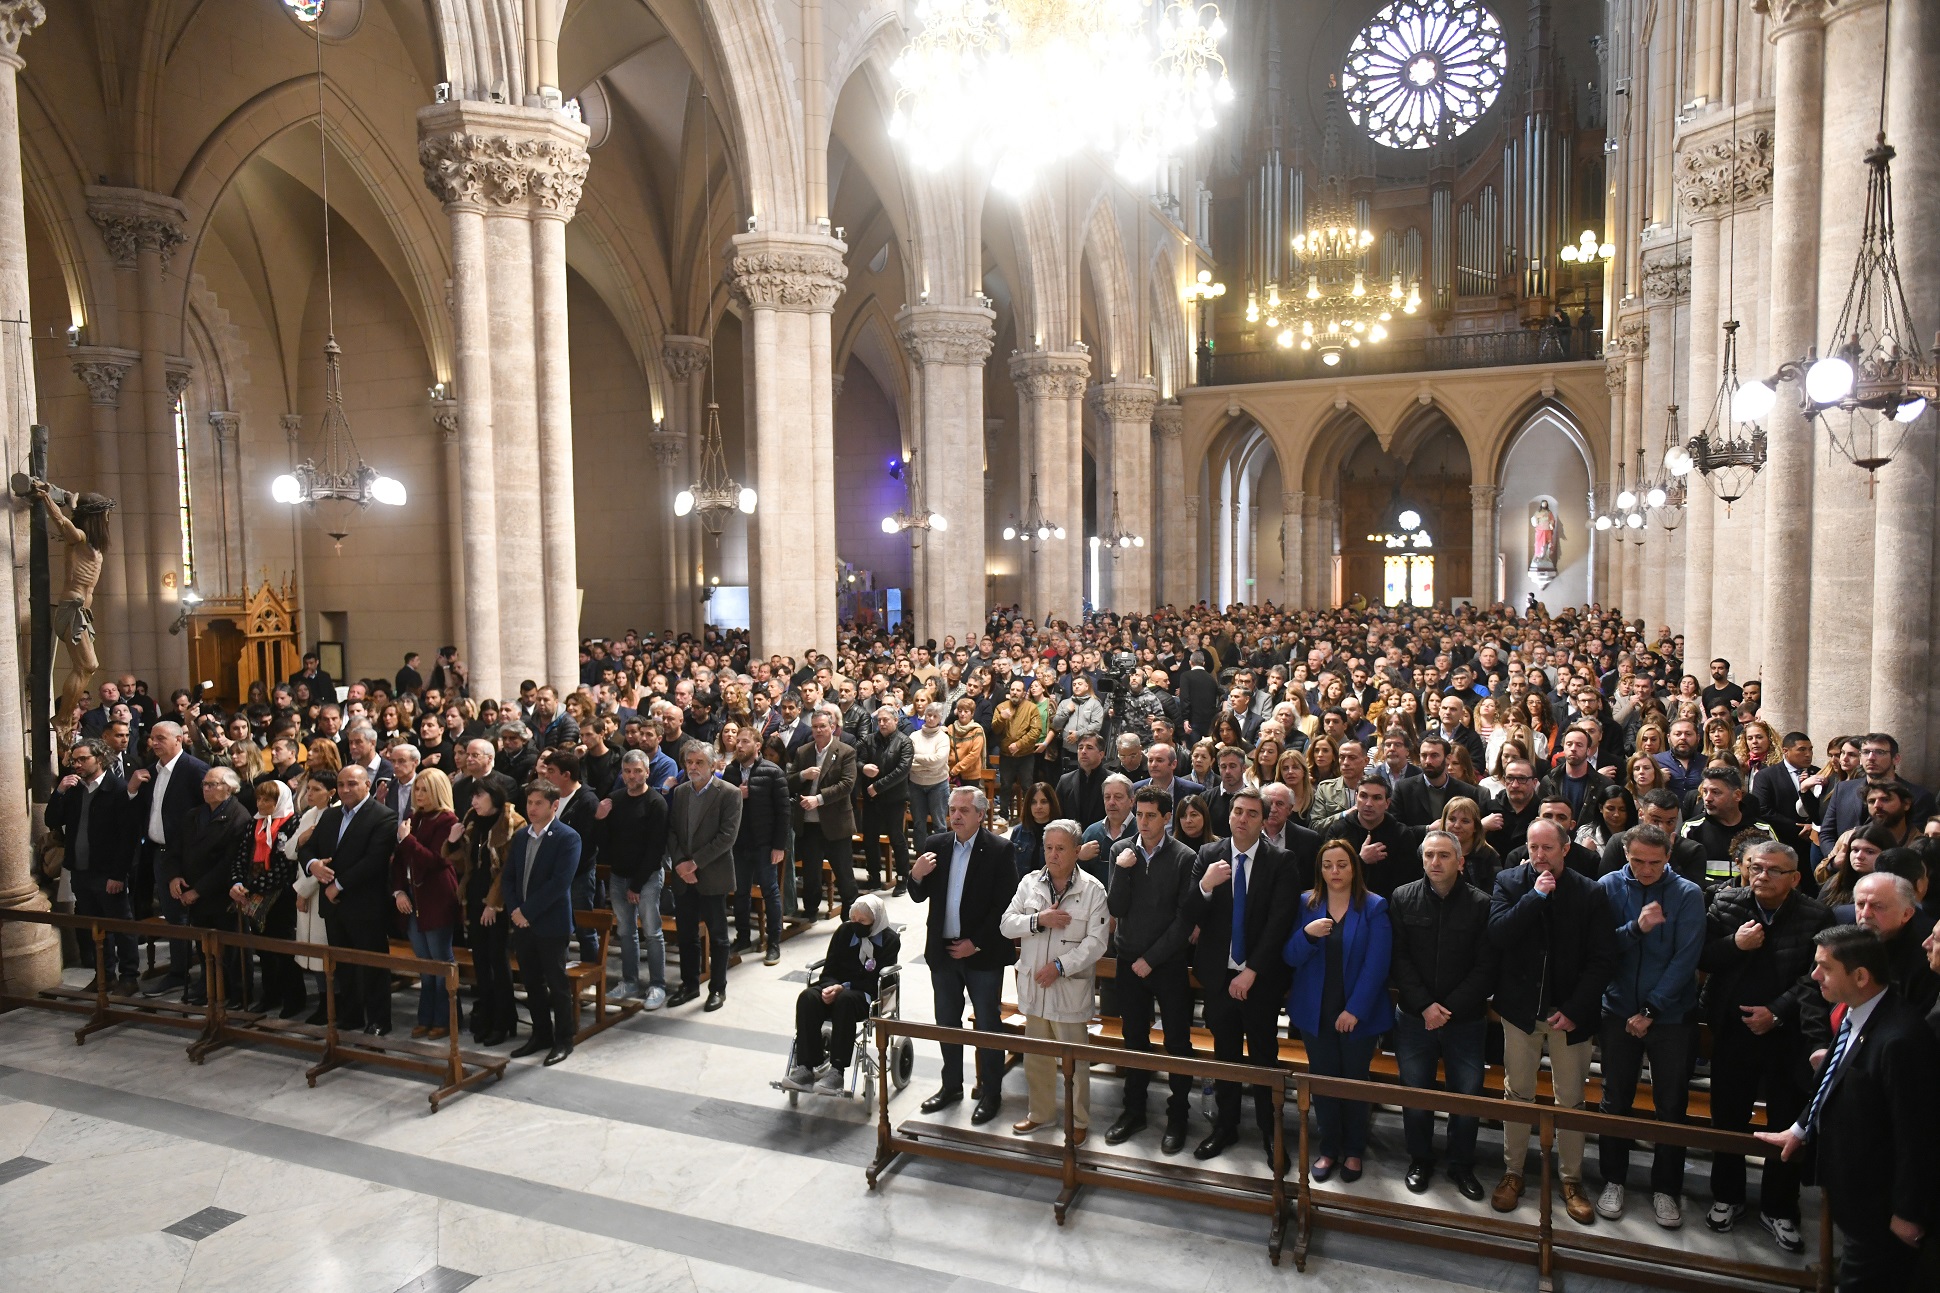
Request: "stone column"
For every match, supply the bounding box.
[659,336,710,641]
[1152,402,1190,606]
[728,231,848,660]
[432,400,466,656]
[69,348,135,640]
[1872,0,1938,769]
[1469,484,1502,606]
[1281,490,1305,609]
[1300,495,1323,610]
[205,411,242,594]
[1313,499,1338,609]
[1182,492,1202,606]
[419,100,591,696]
[1008,350,1091,624]
[1090,379,1160,610]
[0,0,54,992]
[649,427,687,634]
[896,304,995,639]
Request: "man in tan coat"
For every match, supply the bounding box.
[993,679,1044,821]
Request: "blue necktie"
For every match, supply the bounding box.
[1230,850,1249,967]
[1803,1013,1855,1134]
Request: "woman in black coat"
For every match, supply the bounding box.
[783,892,901,1091]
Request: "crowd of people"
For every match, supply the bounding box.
[36,600,1940,1290]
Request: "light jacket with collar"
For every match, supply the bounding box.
[999,864,1110,1023]
[1596,863,1705,1022]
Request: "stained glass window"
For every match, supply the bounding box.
[1342,0,1506,150]
[284,0,325,22]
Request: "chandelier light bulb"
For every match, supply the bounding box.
[1054,526,1067,539]
[1036,526,1050,541]
[1626,512,1645,530]
[1665,445,1694,477]
[674,489,696,517]
[371,475,407,507]
[1732,379,1777,423]
[738,487,758,513]
[881,516,901,534]
[1615,488,1636,510]
[1805,355,1855,405]
[271,474,302,505]
[1646,486,1668,508]
[930,511,948,531]
[1322,351,1341,366]
[1003,524,1018,540]
[1895,397,1928,423]
[1595,514,1612,531]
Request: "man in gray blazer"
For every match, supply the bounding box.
[669,743,742,1010]
[791,707,859,916]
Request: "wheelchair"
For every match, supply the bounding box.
[773,959,913,1113]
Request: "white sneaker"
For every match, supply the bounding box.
[816,1066,846,1094]
[1759,1213,1804,1254]
[643,985,668,1011]
[1652,1193,1683,1229]
[783,1065,816,1089]
[617,982,642,1001]
[1595,1181,1626,1220]
[1705,1202,1744,1232]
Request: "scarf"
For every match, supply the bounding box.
[848,893,892,971]
[253,780,295,870]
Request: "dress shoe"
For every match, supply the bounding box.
[510,1038,549,1059]
[114,976,140,998]
[667,984,701,1008]
[730,938,754,954]
[1011,1117,1049,1136]
[919,1089,963,1115]
[1560,1181,1596,1226]
[703,990,726,1012]
[410,1025,432,1039]
[1160,1122,1188,1155]
[477,1030,506,1047]
[543,1045,573,1066]
[891,882,907,897]
[970,1096,1002,1126]
[427,1027,448,1041]
[1405,1161,1433,1194]
[1104,1111,1147,1145]
[1340,1159,1363,1183]
[1193,1128,1237,1161]
[363,1023,391,1037]
[182,991,209,1008]
[1448,1167,1485,1202]
[763,947,781,966]
[304,1008,331,1027]
[1492,1174,1525,1213]
[1310,1157,1336,1183]
[1069,1128,1087,1147]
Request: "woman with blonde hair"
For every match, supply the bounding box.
[446,780,525,1047]
[1436,795,1501,892]
[1733,719,1781,773]
[1276,749,1316,826]
[1633,722,1667,759]
[1625,752,1669,800]
[394,767,462,1038]
[1250,735,1284,790]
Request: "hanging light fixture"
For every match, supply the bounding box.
[881,447,947,539]
[672,74,755,540]
[1687,320,1766,511]
[1096,488,1143,557]
[1253,165,1418,366]
[272,15,406,551]
[1001,472,1065,548]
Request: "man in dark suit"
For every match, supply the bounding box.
[51,740,135,992]
[907,785,1018,1125]
[1757,926,1940,1290]
[1820,732,1932,844]
[790,709,858,915]
[298,764,400,1033]
[1750,732,1817,856]
[394,652,424,698]
[668,743,743,1010]
[287,651,335,704]
[1058,733,1109,830]
[1392,735,1481,828]
[127,720,210,994]
[540,747,603,965]
[1177,652,1220,744]
[503,780,583,1064]
[855,706,914,889]
[1182,786,1300,1163]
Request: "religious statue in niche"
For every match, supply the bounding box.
[1527,497,1562,590]
[32,478,114,737]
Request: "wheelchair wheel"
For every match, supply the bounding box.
[891,1035,914,1091]
[861,1068,876,1114]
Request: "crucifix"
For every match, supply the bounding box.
[11,426,115,759]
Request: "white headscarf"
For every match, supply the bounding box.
[849,891,889,931]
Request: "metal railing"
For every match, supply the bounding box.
[1200,326,1604,387]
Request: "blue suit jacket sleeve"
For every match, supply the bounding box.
[1345,897,1395,1025]
[538,825,582,907]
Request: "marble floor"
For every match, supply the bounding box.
[0,893,1812,1292]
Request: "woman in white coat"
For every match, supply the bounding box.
[999,818,1110,1143]
[287,769,336,990]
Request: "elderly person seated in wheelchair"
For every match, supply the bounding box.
[784,892,901,1093]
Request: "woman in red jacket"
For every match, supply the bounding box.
[393,767,462,1038]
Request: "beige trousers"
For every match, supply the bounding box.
[1023,1015,1091,1129]
[1501,1018,1594,1182]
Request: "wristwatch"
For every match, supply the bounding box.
[1640,1002,1660,1021]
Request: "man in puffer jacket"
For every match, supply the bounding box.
[999,818,1110,1144]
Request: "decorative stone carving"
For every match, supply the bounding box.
[649,434,686,470]
[1675,129,1775,215]
[1469,483,1503,506]
[727,237,848,313]
[207,411,241,444]
[1605,357,1627,396]
[280,413,303,442]
[1088,381,1161,425]
[0,0,45,55]
[419,131,591,218]
[1008,351,1091,400]
[660,336,710,381]
[430,398,459,439]
[1152,402,1185,439]
[896,304,996,367]
[1641,254,1691,303]
[1183,493,1201,520]
[164,357,195,401]
[69,347,137,406]
[1282,492,1303,513]
[85,187,189,271]
[1608,316,1649,359]
[1750,0,1832,30]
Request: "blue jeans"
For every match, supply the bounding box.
[406,918,455,1028]
[1391,1013,1487,1167]
[572,865,603,965]
[929,959,1006,1096]
[1302,1027,1380,1160]
[608,868,667,990]
[909,780,950,846]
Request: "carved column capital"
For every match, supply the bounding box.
[430,398,459,440]
[207,410,241,444]
[1008,349,1092,400]
[660,335,711,382]
[1469,483,1504,506]
[1608,315,1650,359]
[1282,491,1304,513]
[727,232,848,314]
[1641,251,1691,304]
[85,186,189,271]
[1087,379,1161,426]
[1183,493,1201,520]
[417,101,592,220]
[1675,125,1775,216]
[1752,0,1835,35]
[895,303,996,367]
[1152,401,1185,439]
[280,413,304,443]
[1605,357,1627,396]
[649,432,686,470]
[70,346,139,406]
[0,0,44,56]
[164,357,196,401]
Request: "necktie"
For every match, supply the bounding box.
[1231,850,1249,967]
[75,785,93,871]
[1803,1013,1855,1134]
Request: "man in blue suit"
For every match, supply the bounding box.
[506,780,582,1065]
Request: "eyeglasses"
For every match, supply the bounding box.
[1503,774,1536,783]
[1747,864,1797,878]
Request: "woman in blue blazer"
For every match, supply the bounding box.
[1284,839,1395,1182]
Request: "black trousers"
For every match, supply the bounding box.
[325,911,392,1030]
[796,985,870,1068]
[512,929,575,1047]
[796,827,857,915]
[1709,1026,1809,1220]
[1203,974,1284,1137]
[250,895,307,1012]
[674,887,730,994]
[1116,959,1195,1122]
[732,849,782,950]
[1835,1222,1921,1293]
[70,872,138,979]
[861,791,910,885]
[469,912,517,1038]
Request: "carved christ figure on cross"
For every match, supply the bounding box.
[32,478,113,735]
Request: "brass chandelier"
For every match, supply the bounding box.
[1246,175,1419,366]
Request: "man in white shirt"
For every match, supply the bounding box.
[128,721,209,995]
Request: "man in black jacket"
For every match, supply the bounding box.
[1749,732,1817,858]
[1696,839,1830,1251]
[1392,735,1481,828]
[541,748,602,965]
[1500,798,1601,879]
[1105,786,1199,1154]
[174,766,255,1006]
[1481,757,1543,856]
[856,706,914,890]
[299,765,401,1032]
[1538,727,1614,825]
[722,725,790,963]
[1182,787,1301,1163]
[908,786,1019,1125]
[127,720,210,994]
[1488,818,1618,1224]
[1755,926,1940,1290]
[50,740,135,992]
[599,749,670,1004]
[1390,828,1497,1199]
[1317,778,1423,899]
[1057,733,1108,830]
